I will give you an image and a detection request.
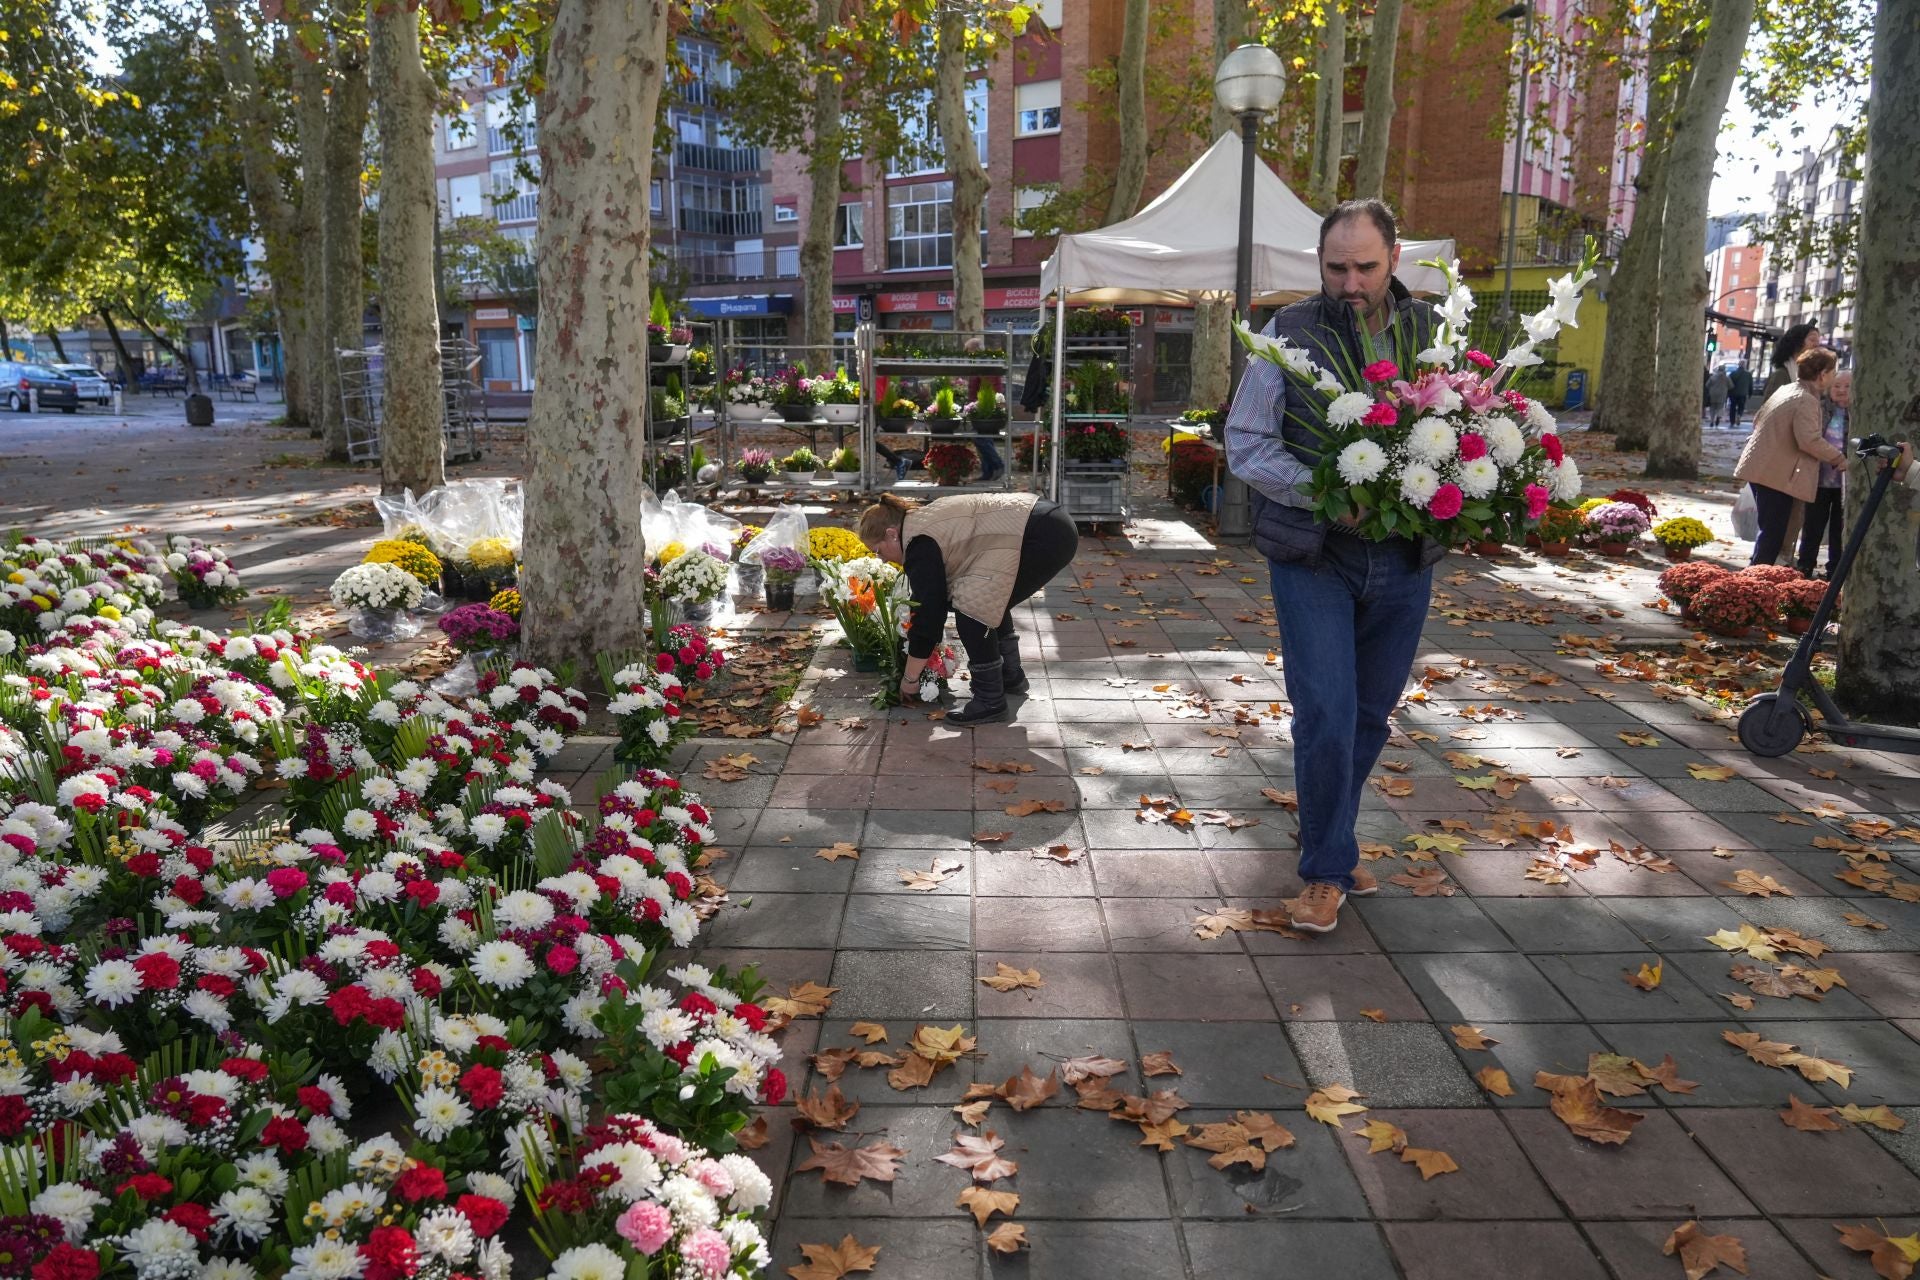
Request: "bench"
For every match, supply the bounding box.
[208,373,260,402]
[139,372,187,397]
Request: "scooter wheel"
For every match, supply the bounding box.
[1738,693,1809,758]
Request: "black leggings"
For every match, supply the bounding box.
[1797,486,1844,574]
[955,500,1079,663]
[1748,482,1798,567]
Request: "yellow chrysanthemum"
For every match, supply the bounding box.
[808,527,870,562]
[656,541,687,566]
[364,539,443,584]
[465,537,518,571]
[489,588,522,618]
[5,572,23,585]
[97,605,121,620]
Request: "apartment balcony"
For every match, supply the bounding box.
[669,244,800,285]
[1496,225,1623,269]
[493,189,539,224]
[488,121,539,156]
[676,208,763,236]
[676,141,762,173]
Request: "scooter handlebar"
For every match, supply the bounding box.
[1852,434,1904,462]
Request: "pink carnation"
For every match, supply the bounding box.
[1457,432,1488,461]
[1465,349,1496,369]
[1428,483,1465,521]
[1524,484,1550,520]
[691,1158,735,1199]
[616,1202,674,1256]
[1361,401,1399,427]
[265,868,310,899]
[1362,359,1400,384]
[682,1227,732,1278]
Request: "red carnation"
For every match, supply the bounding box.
[220,1056,269,1083]
[1465,349,1496,369]
[259,1115,310,1153]
[1540,432,1564,465]
[297,1085,335,1116]
[1360,401,1398,427]
[131,952,180,991]
[411,967,443,997]
[394,1164,449,1203]
[1456,432,1489,461]
[360,1224,418,1280]
[170,875,205,906]
[165,1202,215,1240]
[1362,359,1400,383]
[762,1067,788,1105]
[363,997,406,1030]
[403,879,439,907]
[544,945,579,976]
[458,1064,505,1111]
[679,991,717,1018]
[734,1002,768,1032]
[124,852,162,878]
[117,1172,173,1200]
[456,1194,510,1238]
[31,1244,100,1280]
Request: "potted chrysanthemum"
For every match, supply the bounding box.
[819,368,862,425]
[1778,576,1832,634]
[1652,516,1713,562]
[330,561,426,640]
[780,447,821,485]
[1580,501,1651,556]
[760,545,805,611]
[1691,573,1780,640]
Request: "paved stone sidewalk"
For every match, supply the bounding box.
[694,524,1920,1280]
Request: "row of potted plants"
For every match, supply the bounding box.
[876,384,1008,433]
[1658,561,1834,638]
[1,539,779,1279]
[716,365,862,423]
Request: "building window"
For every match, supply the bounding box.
[490,158,539,224]
[477,329,518,383]
[1032,0,1062,27]
[678,178,763,236]
[887,81,989,176]
[651,179,664,215]
[835,202,865,249]
[1340,111,1363,159]
[774,202,798,223]
[888,180,954,270]
[485,90,535,156]
[1013,186,1048,237]
[1016,79,1061,137]
[444,101,478,151]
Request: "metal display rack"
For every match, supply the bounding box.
[859,321,1022,496]
[338,343,485,465]
[642,320,722,496]
[691,329,865,497]
[1041,328,1137,523]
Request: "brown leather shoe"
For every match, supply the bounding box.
[1349,867,1379,897]
[1288,881,1347,934]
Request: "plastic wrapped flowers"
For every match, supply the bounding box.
[659,549,729,606]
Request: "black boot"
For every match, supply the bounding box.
[949,658,1009,724]
[997,618,1028,694]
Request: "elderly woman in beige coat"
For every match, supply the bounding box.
[1735,347,1843,567]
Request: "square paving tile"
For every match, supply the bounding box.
[1442,1022,1617,1108]
[1842,951,1920,1018]
[1339,1108,1564,1219]
[807,1020,977,1104]
[991,1220,1184,1280]
[1351,897,1516,952]
[1758,1019,1920,1107]
[770,1218,979,1280]
[973,897,1109,952]
[845,848,976,896]
[973,951,1125,1020]
[1115,1020,1300,1108]
[971,1018,1132,1081]
[1683,1107,1920,1214]
[778,1105,981,1218]
[1164,1109,1372,1219]
[1254,954,1430,1022]
[724,846,860,894]
[1733,897,1919,951]
[1531,952,1728,1021]
[1504,1109,1756,1219]
[989,1107,1172,1219]
[1478,898,1648,953]
[1205,849,1308,900]
[1600,897,1753,952]
[1396,953,1578,1022]
[1088,849,1220,897]
[1186,1222,1398,1278]
[1589,1021,1790,1106]
[1102,897,1235,953]
[1658,951,1884,1021]
[1383,1222,1610,1280]
[860,808,990,850]
[1782,1218,1920,1280]
[1582,1218,1810,1280]
[1286,1021,1483,1107]
[1114,953,1277,1021]
[703,892,845,950]
[837,893,971,951]
[739,807,866,846]
[827,949,975,1019]
[972,845,1097,896]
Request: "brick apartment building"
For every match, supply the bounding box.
[1706,231,1766,367]
[1756,126,1862,361]
[431,0,1644,407]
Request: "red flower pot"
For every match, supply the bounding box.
[1662,544,1693,562]
[1785,615,1813,634]
[1538,541,1571,558]
[1595,540,1631,557]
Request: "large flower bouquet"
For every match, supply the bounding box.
[329,562,426,612]
[659,549,729,606]
[607,663,692,767]
[1236,248,1596,546]
[816,555,908,672]
[164,535,248,609]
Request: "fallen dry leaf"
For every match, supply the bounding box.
[1663,1220,1749,1280]
[1687,763,1739,781]
[815,842,861,862]
[1183,1120,1269,1170]
[935,1131,1018,1182]
[1618,730,1662,747]
[978,962,1045,993]
[972,830,1013,844]
[998,1065,1061,1111]
[898,858,964,891]
[1388,865,1457,897]
[1625,960,1664,991]
[1355,1118,1408,1153]
[1360,1008,1388,1023]
[1141,1051,1182,1077]
[1452,1026,1499,1051]
[975,760,1035,774]
[985,1223,1029,1255]
[1402,1147,1461,1180]
[1722,1030,1854,1089]
[785,1233,880,1280]
[1135,1115,1191,1150]
[1059,1055,1129,1085]
[1261,787,1299,811]
[1835,1222,1920,1280]
[1843,912,1889,931]
[848,1022,889,1044]
[1305,1085,1368,1126]
[1724,869,1793,897]
[1006,798,1068,816]
[955,1186,1019,1227]
[795,1138,906,1187]
[1838,1104,1906,1132]
[1534,1071,1644,1145]
[1780,1095,1842,1132]
[766,981,838,1021]
[736,1116,770,1150]
[795,1084,861,1131]
[1477,1067,1515,1097]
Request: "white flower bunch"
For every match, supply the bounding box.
[329,563,425,612]
[658,550,729,605]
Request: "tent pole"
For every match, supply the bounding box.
[1049,289,1066,503]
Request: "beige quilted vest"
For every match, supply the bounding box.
[902,492,1037,627]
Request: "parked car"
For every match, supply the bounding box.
[52,363,112,404]
[0,361,79,413]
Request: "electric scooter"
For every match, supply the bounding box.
[1738,434,1920,757]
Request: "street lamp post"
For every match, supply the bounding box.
[1496,2,1534,342]
[1212,43,1287,541]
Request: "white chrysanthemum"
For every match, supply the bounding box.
[467,1171,515,1205]
[1398,462,1442,508]
[114,1219,199,1271]
[1457,456,1501,499]
[234,1153,288,1196]
[1524,398,1557,435]
[1405,416,1456,465]
[720,1153,773,1212]
[495,889,555,931]
[202,1259,259,1280]
[1551,456,1582,503]
[84,959,141,1008]
[548,1243,627,1280]
[468,814,508,848]
[415,1207,477,1263]
[1326,391,1374,427]
[1484,417,1526,466]
[414,1086,474,1143]
[31,1181,104,1241]
[214,1185,277,1243]
[286,1237,364,1280]
[1335,439,1388,486]
[470,940,533,990]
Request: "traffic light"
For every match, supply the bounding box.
[1706,329,1718,353]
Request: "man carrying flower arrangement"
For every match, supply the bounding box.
[1224,199,1589,934]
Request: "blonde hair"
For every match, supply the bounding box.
[857,493,919,548]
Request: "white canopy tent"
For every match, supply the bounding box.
[1033,132,1455,504]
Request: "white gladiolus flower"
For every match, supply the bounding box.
[1458,456,1501,499]
[1417,343,1458,366]
[1335,439,1388,486]
[1326,391,1374,427]
[1405,417,1457,465]
[1398,463,1442,508]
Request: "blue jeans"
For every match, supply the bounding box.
[1268,533,1433,891]
[977,437,1003,477]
